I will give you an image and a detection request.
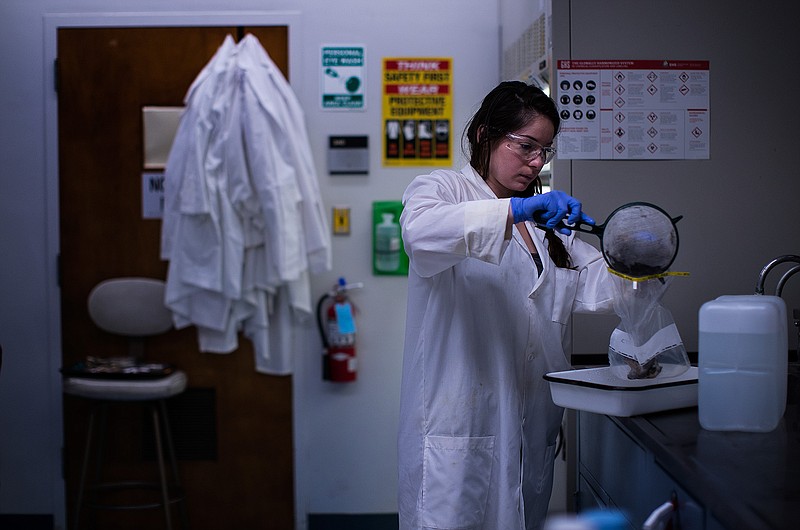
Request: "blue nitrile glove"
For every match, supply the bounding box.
[510,191,595,235]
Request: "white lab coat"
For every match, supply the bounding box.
[236,35,331,277]
[397,165,614,530]
[162,35,244,336]
[161,35,330,374]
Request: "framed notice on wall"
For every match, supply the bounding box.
[556,59,710,160]
[321,45,366,110]
[382,57,452,167]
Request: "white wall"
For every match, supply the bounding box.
[0,1,499,528]
[291,2,499,524]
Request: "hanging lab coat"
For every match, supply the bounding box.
[161,34,330,374]
[240,35,330,275]
[230,35,328,372]
[397,165,615,530]
[161,35,235,262]
[162,35,245,336]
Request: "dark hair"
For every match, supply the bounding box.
[463,81,571,268]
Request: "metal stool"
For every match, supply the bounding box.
[63,277,189,529]
[64,373,189,529]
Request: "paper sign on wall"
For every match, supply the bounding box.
[321,45,366,110]
[556,60,710,160]
[142,172,164,219]
[382,58,452,167]
[142,106,183,169]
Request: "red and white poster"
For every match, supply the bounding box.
[556,60,710,160]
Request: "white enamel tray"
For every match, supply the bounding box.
[544,366,698,417]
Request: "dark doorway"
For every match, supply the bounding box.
[58,26,294,529]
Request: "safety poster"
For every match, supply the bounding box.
[382,57,452,166]
[321,45,366,110]
[556,60,710,160]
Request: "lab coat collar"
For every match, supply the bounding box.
[184,34,237,104]
[460,164,498,200]
[235,34,269,71]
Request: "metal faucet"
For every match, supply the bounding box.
[756,255,800,355]
[755,255,800,295]
[776,265,800,297]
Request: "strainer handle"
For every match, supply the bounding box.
[537,220,604,236]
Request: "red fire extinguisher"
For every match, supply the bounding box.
[317,278,362,382]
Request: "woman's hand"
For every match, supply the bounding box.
[510,191,595,235]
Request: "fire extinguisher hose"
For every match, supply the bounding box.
[316,292,332,349]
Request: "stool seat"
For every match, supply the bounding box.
[64,371,187,401]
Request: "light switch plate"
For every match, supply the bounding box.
[332,206,351,235]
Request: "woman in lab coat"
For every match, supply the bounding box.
[397,81,615,530]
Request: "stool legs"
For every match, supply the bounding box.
[151,404,173,530]
[73,406,97,530]
[72,399,187,530]
[158,400,190,529]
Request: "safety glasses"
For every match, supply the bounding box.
[504,132,556,164]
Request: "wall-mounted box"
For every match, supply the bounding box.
[328,135,368,175]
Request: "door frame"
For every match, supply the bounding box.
[43,11,303,530]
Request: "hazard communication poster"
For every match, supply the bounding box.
[556,60,710,160]
[382,58,452,166]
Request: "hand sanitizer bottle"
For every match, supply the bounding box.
[375,212,400,272]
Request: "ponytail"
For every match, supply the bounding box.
[544,231,573,269]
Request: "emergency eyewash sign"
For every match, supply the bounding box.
[321,45,365,110]
[556,59,710,160]
[382,58,452,166]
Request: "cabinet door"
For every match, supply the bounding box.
[577,475,607,512]
[649,461,705,529]
[578,412,652,524]
[578,412,705,529]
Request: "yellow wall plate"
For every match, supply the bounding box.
[332,206,351,235]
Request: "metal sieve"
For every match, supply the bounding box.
[546,202,682,278]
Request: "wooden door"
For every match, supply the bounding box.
[58,26,294,529]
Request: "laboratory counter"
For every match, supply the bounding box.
[576,365,800,529]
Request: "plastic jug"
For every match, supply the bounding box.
[698,295,787,432]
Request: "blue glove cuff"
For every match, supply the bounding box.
[510,197,525,224]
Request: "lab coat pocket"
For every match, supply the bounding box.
[420,435,495,530]
[551,268,580,325]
